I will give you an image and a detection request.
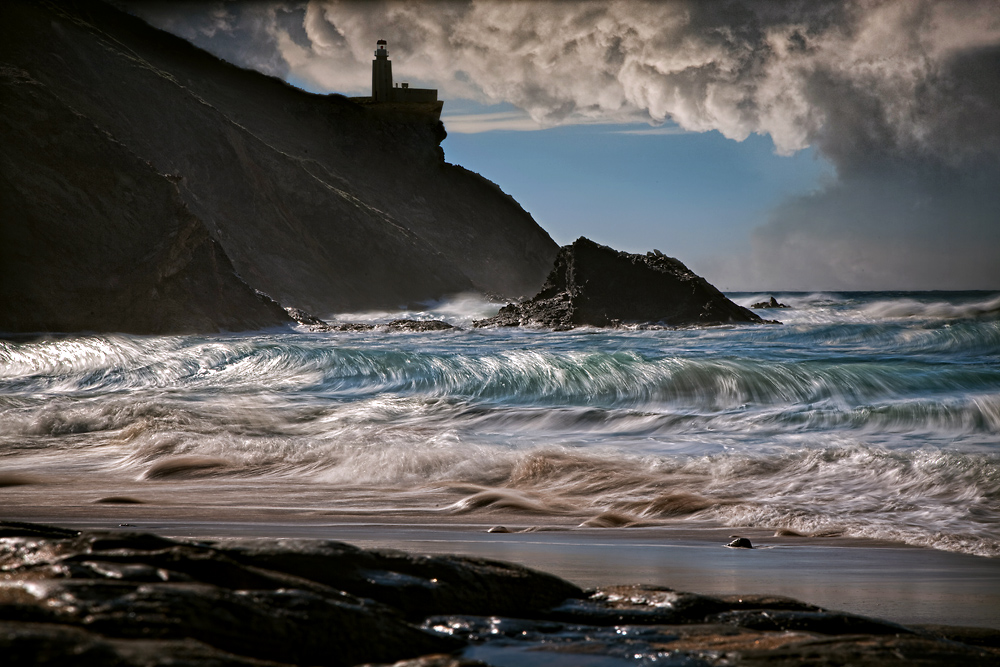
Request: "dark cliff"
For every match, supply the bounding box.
[0,0,557,333]
[0,65,291,334]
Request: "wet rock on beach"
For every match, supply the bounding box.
[1,522,997,666]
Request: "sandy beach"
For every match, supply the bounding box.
[4,477,998,630]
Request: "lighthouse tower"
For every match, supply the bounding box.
[357,39,440,116]
[372,39,392,102]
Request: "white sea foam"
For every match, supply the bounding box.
[323,292,502,327]
[861,294,1000,321]
[735,291,1000,326]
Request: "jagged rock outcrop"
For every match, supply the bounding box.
[475,237,765,329]
[752,296,791,309]
[1,522,997,666]
[0,0,557,333]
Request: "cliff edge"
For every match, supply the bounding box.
[0,0,557,334]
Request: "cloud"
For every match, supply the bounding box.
[614,125,690,136]
[442,110,685,134]
[702,163,1000,291]
[127,2,301,80]
[439,109,546,133]
[127,0,1000,288]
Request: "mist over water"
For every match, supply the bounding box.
[2,292,999,557]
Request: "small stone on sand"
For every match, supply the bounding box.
[96,496,145,504]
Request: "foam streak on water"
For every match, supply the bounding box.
[1,291,999,556]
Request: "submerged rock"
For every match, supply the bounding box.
[385,320,454,332]
[474,237,766,329]
[545,585,731,625]
[301,320,456,333]
[332,322,378,332]
[1,521,996,666]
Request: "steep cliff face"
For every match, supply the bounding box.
[0,65,291,334]
[0,0,557,332]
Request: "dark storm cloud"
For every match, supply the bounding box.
[127,1,1000,288]
[738,36,1000,290]
[741,163,1000,290]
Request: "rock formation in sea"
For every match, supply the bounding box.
[1,522,996,666]
[752,296,791,309]
[475,237,766,329]
[0,0,557,334]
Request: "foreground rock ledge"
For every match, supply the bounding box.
[475,237,766,329]
[0,522,996,666]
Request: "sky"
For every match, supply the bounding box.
[127,1,1000,291]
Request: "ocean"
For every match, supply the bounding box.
[2,291,998,558]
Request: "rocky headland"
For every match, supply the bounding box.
[475,237,765,329]
[0,521,996,666]
[0,0,556,334]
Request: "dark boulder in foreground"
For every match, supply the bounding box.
[1,522,997,666]
[475,237,766,329]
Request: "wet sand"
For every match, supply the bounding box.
[3,477,998,630]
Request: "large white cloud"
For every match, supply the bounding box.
[129,1,1000,289]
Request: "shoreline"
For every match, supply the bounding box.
[5,518,999,666]
[4,503,998,629]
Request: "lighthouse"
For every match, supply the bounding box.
[372,39,392,102]
[355,40,441,118]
